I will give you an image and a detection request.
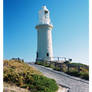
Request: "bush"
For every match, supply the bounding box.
[30,74,58,92]
[66,70,80,77]
[80,72,89,80]
[53,67,61,71]
[4,60,58,92]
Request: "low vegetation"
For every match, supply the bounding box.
[4,59,58,92]
[35,61,89,80]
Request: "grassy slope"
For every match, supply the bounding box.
[4,60,58,92]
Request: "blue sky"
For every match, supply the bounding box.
[4,0,89,64]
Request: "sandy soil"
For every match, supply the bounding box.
[4,82,29,92]
[57,85,68,92]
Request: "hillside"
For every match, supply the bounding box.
[3,59,58,92]
[35,61,89,80]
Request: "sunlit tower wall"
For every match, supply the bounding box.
[35,6,53,61]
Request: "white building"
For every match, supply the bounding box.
[35,6,53,61]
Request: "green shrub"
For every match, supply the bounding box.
[66,70,80,77]
[4,60,58,92]
[53,67,61,71]
[30,74,58,92]
[80,72,89,80]
[49,64,55,69]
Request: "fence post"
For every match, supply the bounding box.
[50,61,52,67]
[67,64,70,72]
[55,62,57,67]
[43,61,45,66]
[49,61,51,67]
[78,65,80,73]
[60,63,63,71]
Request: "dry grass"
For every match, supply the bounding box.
[4,60,42,75]
[3,59,58,92]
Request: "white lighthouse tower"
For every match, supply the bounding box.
[36,6,53,61]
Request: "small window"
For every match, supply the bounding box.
[47,53,49,57]
[37,52,38,58]
[45,10,48,14]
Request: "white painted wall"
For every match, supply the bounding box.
[36,24,53,61]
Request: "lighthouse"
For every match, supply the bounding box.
[35,6,53,61]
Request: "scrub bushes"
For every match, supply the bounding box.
[36,61,89,80]
[4,60,58,92]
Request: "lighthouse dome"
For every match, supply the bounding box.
[42,6,48,11]
[38,6,51,24]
